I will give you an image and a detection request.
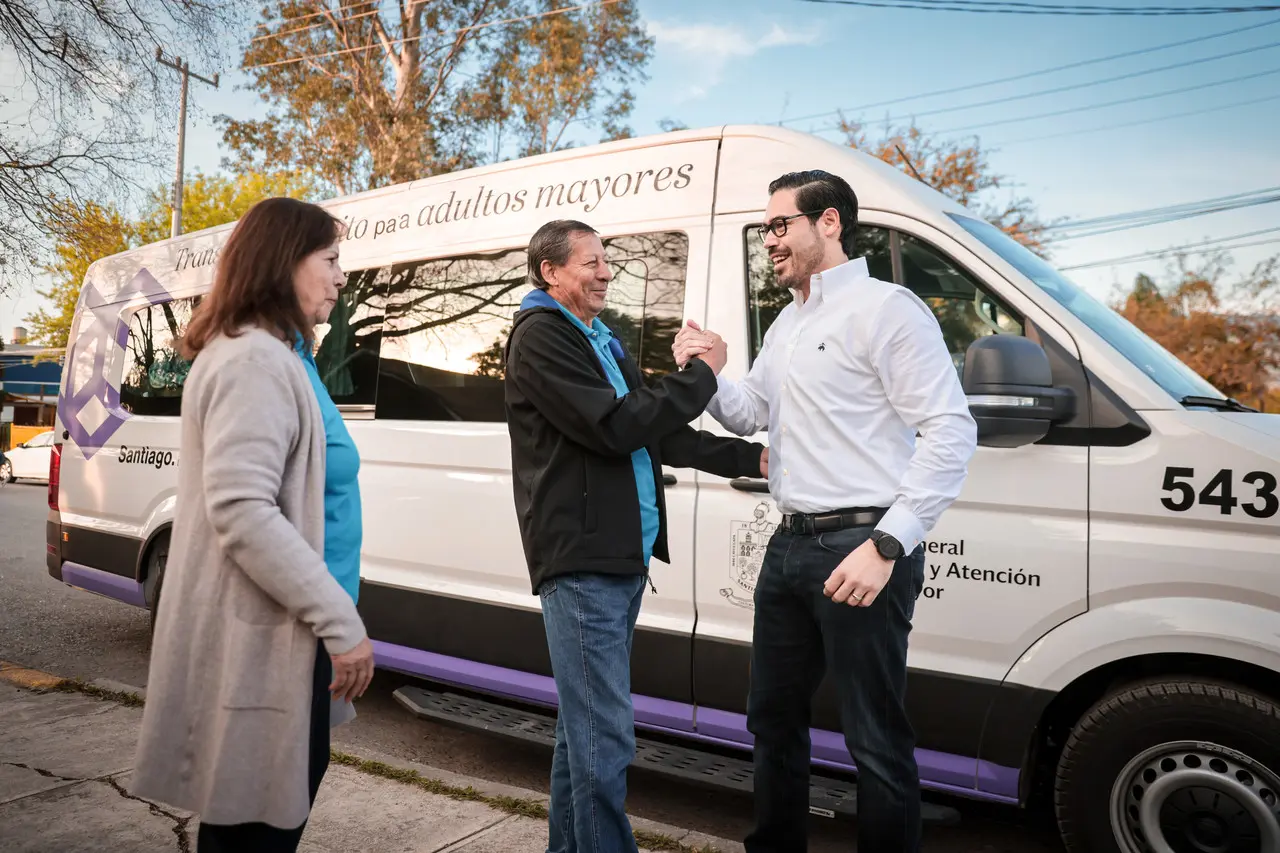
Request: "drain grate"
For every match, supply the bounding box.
[394,686,959,824]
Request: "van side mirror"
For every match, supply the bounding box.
[962,336,1076,448]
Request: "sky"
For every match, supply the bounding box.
[3,0,1279,335]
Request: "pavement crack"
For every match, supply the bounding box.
[0,761,83,784]
[102,776,192,853]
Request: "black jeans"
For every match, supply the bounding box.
[744,526,925,853]
[197,640,332,853]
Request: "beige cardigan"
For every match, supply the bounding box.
[131,326,366,829]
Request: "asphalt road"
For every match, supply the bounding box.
[0,482,1065,851]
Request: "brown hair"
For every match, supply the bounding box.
[527,219,597,290]
[181,197,343,358]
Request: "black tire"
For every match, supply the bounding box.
[143,534,169,639]
[0,459,13,483]
[1055,679,1280,853]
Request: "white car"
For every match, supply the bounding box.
[2,429,53,483]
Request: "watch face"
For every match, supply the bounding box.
[877,535,902,559]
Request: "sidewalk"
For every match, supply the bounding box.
[0,662,740,853]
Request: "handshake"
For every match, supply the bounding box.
[672,320,728,375]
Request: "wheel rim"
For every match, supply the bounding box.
[0,461,10,481]
[1110,741,1280,853]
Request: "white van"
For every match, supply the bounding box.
[47,125,1280,853]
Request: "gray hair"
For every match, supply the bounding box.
[528,219,598,290]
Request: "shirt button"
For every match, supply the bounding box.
[783,469,789,476]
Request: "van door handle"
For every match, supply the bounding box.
[662,474,677,486]
[730,478,769,493]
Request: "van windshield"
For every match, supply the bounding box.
[948,213,1225,405]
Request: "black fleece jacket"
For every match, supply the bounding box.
[503,305,766,593]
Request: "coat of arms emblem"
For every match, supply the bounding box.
[722,502,777,610]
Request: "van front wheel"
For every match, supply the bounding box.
[143,533,169,639]
[1055,679,1280,853]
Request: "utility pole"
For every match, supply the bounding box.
[155,47,219,239]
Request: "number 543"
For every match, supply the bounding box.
[1161,467,1278,518]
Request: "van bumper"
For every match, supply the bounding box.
[46,510,62,580]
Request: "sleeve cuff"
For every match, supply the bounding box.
[876,503,926,555]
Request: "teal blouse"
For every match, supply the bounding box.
[295,337,363,603]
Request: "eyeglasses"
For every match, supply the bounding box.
[755,210,827,243]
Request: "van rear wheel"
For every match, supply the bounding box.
[1055,679,1280,853]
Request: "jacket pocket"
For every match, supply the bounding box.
[220,621,294,711]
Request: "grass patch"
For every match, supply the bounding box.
[330,749,721,852]
[52,679,145,708]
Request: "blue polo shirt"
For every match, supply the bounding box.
[295,336,363,603]
[520,290,660,566]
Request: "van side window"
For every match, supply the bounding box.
[119,297,201,417]
[744,225,892,362]
[373,231,690,422]
[599,231,690,385]
[311,267,388,409]
[897,232,1023,376]
[375,246,532,423]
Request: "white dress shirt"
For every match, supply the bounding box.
[707,256,978,554]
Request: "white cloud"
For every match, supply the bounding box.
[646,20,821,100]
[758,23,820,49]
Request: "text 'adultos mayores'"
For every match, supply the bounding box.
[341,163,696,242]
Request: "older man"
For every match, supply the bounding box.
[675,171,977,853]
[503,219,767,853]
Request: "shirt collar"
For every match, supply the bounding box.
[795,256,870,307]
[520,287,615,342]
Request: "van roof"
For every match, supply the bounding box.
[78,124,969,305]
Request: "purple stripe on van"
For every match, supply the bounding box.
[61,562,146,608]
[371,639,1021,802]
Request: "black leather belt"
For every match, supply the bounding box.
[779,506,888,535]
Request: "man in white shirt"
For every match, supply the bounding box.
[674,170,977,852]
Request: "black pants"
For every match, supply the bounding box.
[197,641,332,853]
[744,526,925,853]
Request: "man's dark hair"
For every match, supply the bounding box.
[528,219,598,289]
[768,170,859,258]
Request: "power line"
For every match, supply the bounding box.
[794,0,1280,15]
[253,1,381,31]
[1059,227,1280,270]
[780,17,1280,125]
[1056,187,1280,230]
[812,38,1280,131]
[930,65,1280,134]
[243,0,623,71]
[252,8,382,44]
[1057,196,1280,239]
[1051,188,1280,239]
[994,90,1280,143]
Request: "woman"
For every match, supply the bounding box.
[131,197,375,852]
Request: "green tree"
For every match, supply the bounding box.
[220,1,652,194]
[472,0,653,157]
[24,200,136,349]
[25,170,319,347]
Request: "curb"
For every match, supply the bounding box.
[0,660,743,852]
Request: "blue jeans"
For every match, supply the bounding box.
[745,526,926,853]
[539,572,647,853]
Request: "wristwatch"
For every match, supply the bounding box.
[870,530,903,561]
